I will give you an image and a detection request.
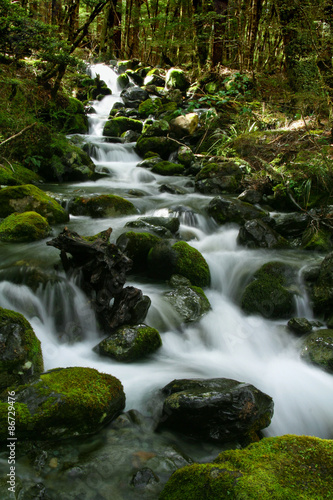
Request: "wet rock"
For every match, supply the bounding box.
[287,317,313,335]
[131,467,160,488]
[142,119,170,137]
[207,196,266,225]
[241,261,297,319]
[273,212,310,238]
[195,161,242,194]
[0,367,125,441]
[0,307,44,391]
[135,135,179,159]
[147,240,211,287]
[157,378,274,443]
[123,129,141,143]
[152,161,185,176]
[103,116,143,137]
[69,194,136,217]
[144,73,165,87]
[0,211,50,242]
[237,219,289,249]
[121,86,149,108]
[117,72,130,89]
[95,324,162,362]
[302,227,333,252]
[176,145,195,166]
[0,184,69,224]
[126,69,144,86]
[159,184,187,195]
[137,156,163,169]
[311,252,333,317]
[125,220,173,238]
[238,189,262,204]
[170,113,199,137]
[300,329,333,373]
[117,231,162,271]
[160,435,333,500]
[164,276,211,323]
[138,97,162,117]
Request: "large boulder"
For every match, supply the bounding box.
[0,211,50,242]
[241,261,297,319]
[135,136,179,159]
[152,161,185,176]
[300,329,333,373]
[142,119,170,137]
[69,194,137,217]
[0,308,44,391]
[121,86,149,108]
[147,240,211,287]
[195,161,243,194]
[103,116,143,137]
[0,184,69,224]
[157,378,273,443]
[0,367,125,441]
[207,196,266,225]
[165,68,190,92]
[164,275,211,323]
[116,231,162,271]
[95,324,162,362]
[237,219,289,249]
[160,435,333,499]
[48,135,96,182]
[170,113,199,137]
[0,161,42,187]
[126,216,180,234]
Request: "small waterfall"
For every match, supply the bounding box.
[1,63,332,444]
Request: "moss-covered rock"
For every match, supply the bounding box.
[158,378,273,444]
[39,96,88,134]
[241,262,297,319]
[300,329,333,373]
[152,161,185,176]
[117,73,130,89]
[95,324,162,362]
[302,227,333,252]
[116,231,162,271]
[142,119,170,137]
[165,68,190,92]
[0,161,42,186]
[126,216,180,234]
[159,434,333,500]
[70,194,137,218]
[164,277,211,323]
[0,307,44,391]
[147,240,211,287]
[138,98,163,117]
[103,116,143,137]
[121,86,150,108]
[0,367,125,441]
[47,135,96,182]
[195,161,243,194]
[0,211,50,242]
[207,196,266,225]
[0,184,69,224]
[135,136,179,159]
[311,252,333,317]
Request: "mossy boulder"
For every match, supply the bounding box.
[126,216,180,234]
[0,307,44,391]
[147,240,210,287]
[142,119,170,137]
[0,184,69,224]
[157,378,273,443]
[103,117,143,137]
[39,96,88,134]
[195,161,243,194]
[177,146,195,166]
[152,161,185,176]
[300,329,333,373]
[47,135,96,182]
[165,68,190,92]
[311,252,333,317]
[0,161,42,186]
[0,367,125,441]
[121,86,149,108]
[95,324,162,362]
[0,211,50,242]
[116,73,130,89]
[135,136,179,159]
[207,196,266,225]
[302,227,333,252]
[159,435,333,500]
[241,262,297,319]
[164,275,211,323]
[70,194,137,218]
[138,98,163,117]
[116,231,162,271]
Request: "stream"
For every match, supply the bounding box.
[0,63,333,498]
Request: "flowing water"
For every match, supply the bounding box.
[1,63,333,446]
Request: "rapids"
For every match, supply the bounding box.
[1,63,332,441]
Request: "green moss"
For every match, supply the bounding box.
[160,435,333,499]
[138,98,163,117]
[135,136,179,159]
[0,184,69,224]
[71,194,136,217]
[190,286,211,312]
[173,241,211,288]
[103,117,143,137]
[301,329,333,373]
[0,211,50,242]
[302,228,332,252]
[0,367,125,440]
[116,231,161,271]
[0,161,41,186]
[152,161,185,176]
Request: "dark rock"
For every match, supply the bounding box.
[207,196,266,225]
[164,281,211,323]
[159,184,187,195]
[195,161,243,194]
[131,467,159,488]
[121,86,149,108]
[237,219,289,249]
[69,194,136,217]
[238,189,262,204]
[158,378,274,443]
[103,117,143,137]
[116,231,161,271]
[273,212,310,238]
[300,329,333,373]
[311,252,333,317]
[287,317,313,335]
[135,135,179,159]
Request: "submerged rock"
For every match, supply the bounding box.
[300,329,333,373]
[0,184,69,224]
[95,324,162,362]
[241,261,297,319]
[157,378,274,444]
[0,211,50,242]
[0,307,44,391]
[0,367,125,440]
[160,435,333,500]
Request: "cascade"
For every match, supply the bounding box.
[0,63,332,442]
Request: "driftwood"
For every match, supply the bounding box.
[47,227,151,333]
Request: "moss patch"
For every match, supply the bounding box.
[173,241,211,288]
[152,161,185,176]
[0,211,50,242]
[70,194,137,217]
